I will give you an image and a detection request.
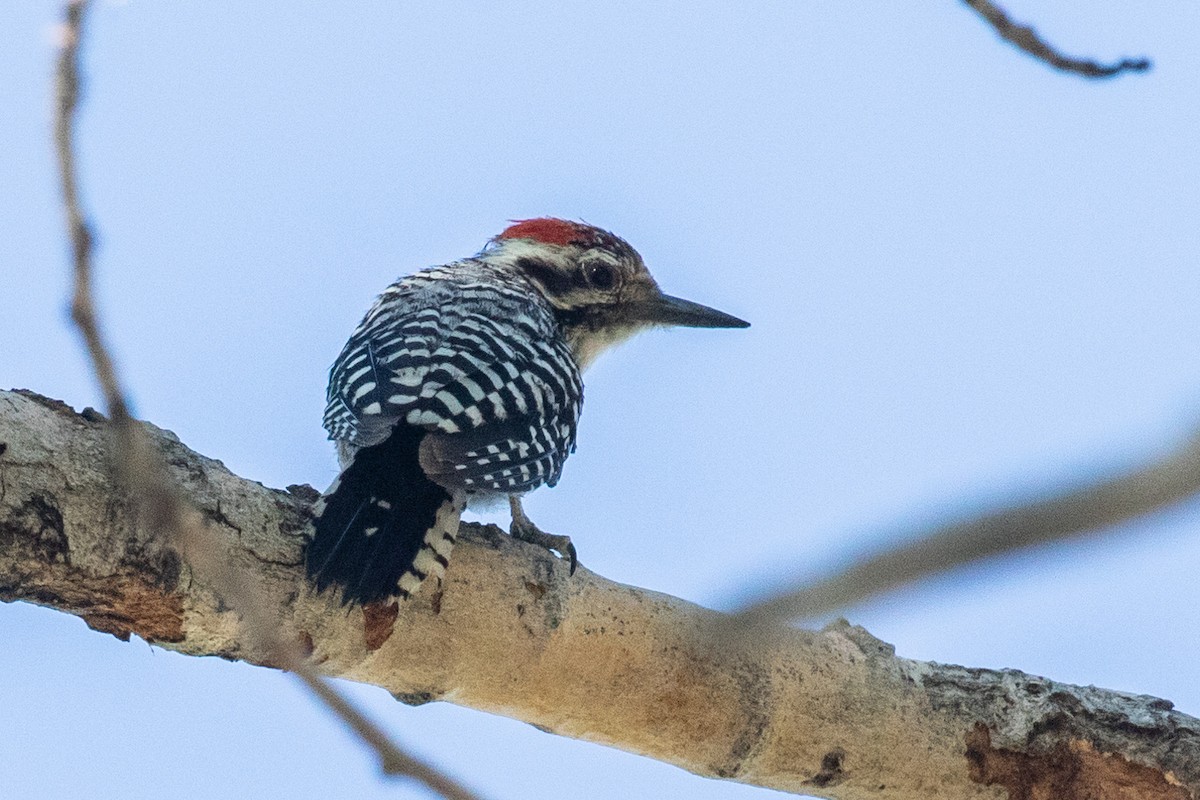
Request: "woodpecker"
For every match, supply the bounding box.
[305,218,749,605]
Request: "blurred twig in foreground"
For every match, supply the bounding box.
[730,428,1200,629]
[52,3,482,798]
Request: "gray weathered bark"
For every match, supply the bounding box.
[1,388,1196,799]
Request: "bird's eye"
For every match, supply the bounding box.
[583,262,618,291]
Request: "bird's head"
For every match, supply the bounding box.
[485,218,749,369]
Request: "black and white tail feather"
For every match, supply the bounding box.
[306,424,465,605]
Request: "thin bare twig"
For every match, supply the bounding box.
[730,427,1200,629]
[178,522,483,799]
[52,4,482,798]
[962,0,1150,78]
[56,0,127,423]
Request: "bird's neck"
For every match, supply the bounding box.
[477,248,644,372]
[555,306,643,372]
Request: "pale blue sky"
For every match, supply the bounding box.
[3,2,1200,798]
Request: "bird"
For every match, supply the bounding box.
[305,218,749,605]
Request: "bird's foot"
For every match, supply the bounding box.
[509,496,578,575]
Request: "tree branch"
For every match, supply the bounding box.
[729,423,1200,629]
[2,389,1197,799]
[51,3,480,796]
[961,0,1150,78]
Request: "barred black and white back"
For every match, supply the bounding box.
[308,259,583,605]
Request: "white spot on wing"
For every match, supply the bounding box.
[389,368,427,386]
[434,390,465,416]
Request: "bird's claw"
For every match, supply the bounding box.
[563,539,578,576]
[510,518,577,574]
[509,495,579,574]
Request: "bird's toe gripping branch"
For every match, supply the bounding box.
[509,495,578,575]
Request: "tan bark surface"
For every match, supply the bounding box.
[2,388,1197,799]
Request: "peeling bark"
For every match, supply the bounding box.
[967,724,1191,800]
[2,388,1198,799]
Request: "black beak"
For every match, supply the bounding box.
[634,293,750,329]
